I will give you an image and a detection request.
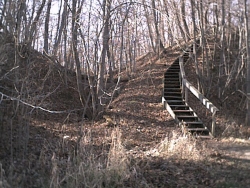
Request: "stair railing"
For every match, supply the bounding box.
[179,55,219,136]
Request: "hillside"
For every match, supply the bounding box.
[0,37,250,187]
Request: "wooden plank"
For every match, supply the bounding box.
[182,79,219,113]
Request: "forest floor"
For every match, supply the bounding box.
[1,42,250,188]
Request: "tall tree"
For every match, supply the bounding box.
[181,0,190,41]
[28,0,46,47]
[97,0,112,114]
[173,1,187,42]
[53,0,68,56]
[245,0,250,126]
[190,0,202,91]
[44,0,52,54]
[219,0,226,99]
[151,0,164,54]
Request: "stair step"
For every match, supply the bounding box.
[167,70,180,74]
[164,82,180,86]
[187,128,208,132]
[166,68,179,71]
[164,93,182,97]
[184,121,203,124]
[164,86,180,88]
[164,75,179,78]
[165,94,182,97]
[165,90,182,94]
[164,81,180,84]
[173,110,194,116]
[164,80,180,83]
[170,65,180,68]
[164,76,179,81]
[165,96,182,100]
[170,105,190,110]
[164,90,182,94]
[172,61,180,65]
[187,129,210,136]
[196,135,212,139]
[176,112,194,116]
[164,78,179,81]
[184,122,204,128]
[164,88,181,91]
[177,116,199,122]
[165,72,179,75]
[164,92,182,95]
[164,85,180,89]
[173,59,179,64]
[164,77,179,81]
[167,68,180,72]
[167,66,180,69]
[168,66,180,71]
[170,66,180,70]
[167,100,186,105]
[167,71,180,74]
[164,78,179,82]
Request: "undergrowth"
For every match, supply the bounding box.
[48,127,133,188]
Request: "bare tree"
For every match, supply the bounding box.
[28,0,46,48]
[44,0,52,54]
[190,0,202,91]
[53,0,69,56]
[181,0,190,41]
[97,0,112,114]
[218,0,226,99]
[151,0,164,54]
[245,0,250,126]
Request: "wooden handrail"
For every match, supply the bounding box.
[179,52,219,136]
[182,79,219,113]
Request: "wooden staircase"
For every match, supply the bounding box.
[162,45,212,138]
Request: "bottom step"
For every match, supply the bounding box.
[188,128,210,135]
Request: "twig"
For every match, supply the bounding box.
[0,91,84,114]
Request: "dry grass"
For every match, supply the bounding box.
[43,129,210,188]
[147,131,206,161]
[47,127,133,188]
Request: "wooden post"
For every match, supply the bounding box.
[185,85,188,103]
[179,56,185,99]
[212,111,216,136]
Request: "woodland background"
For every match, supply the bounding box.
[0,0,250,187]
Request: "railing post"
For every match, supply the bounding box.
[185,84,188,103]
[212,111,216,136]
[179,57,185,99]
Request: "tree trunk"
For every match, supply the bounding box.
[219,0,226,99]
[151,0,164,54]
[162,0,174,46]
[173,1,186,42]
[181,0,190,41]
[244,0,250,126]
[143,1,155,52]
[97,0,112,114]
[53,0,68,56]
[191,0,201,91]
[71,0,92,119]
[44,0,52,54]
[28,0,46,48]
